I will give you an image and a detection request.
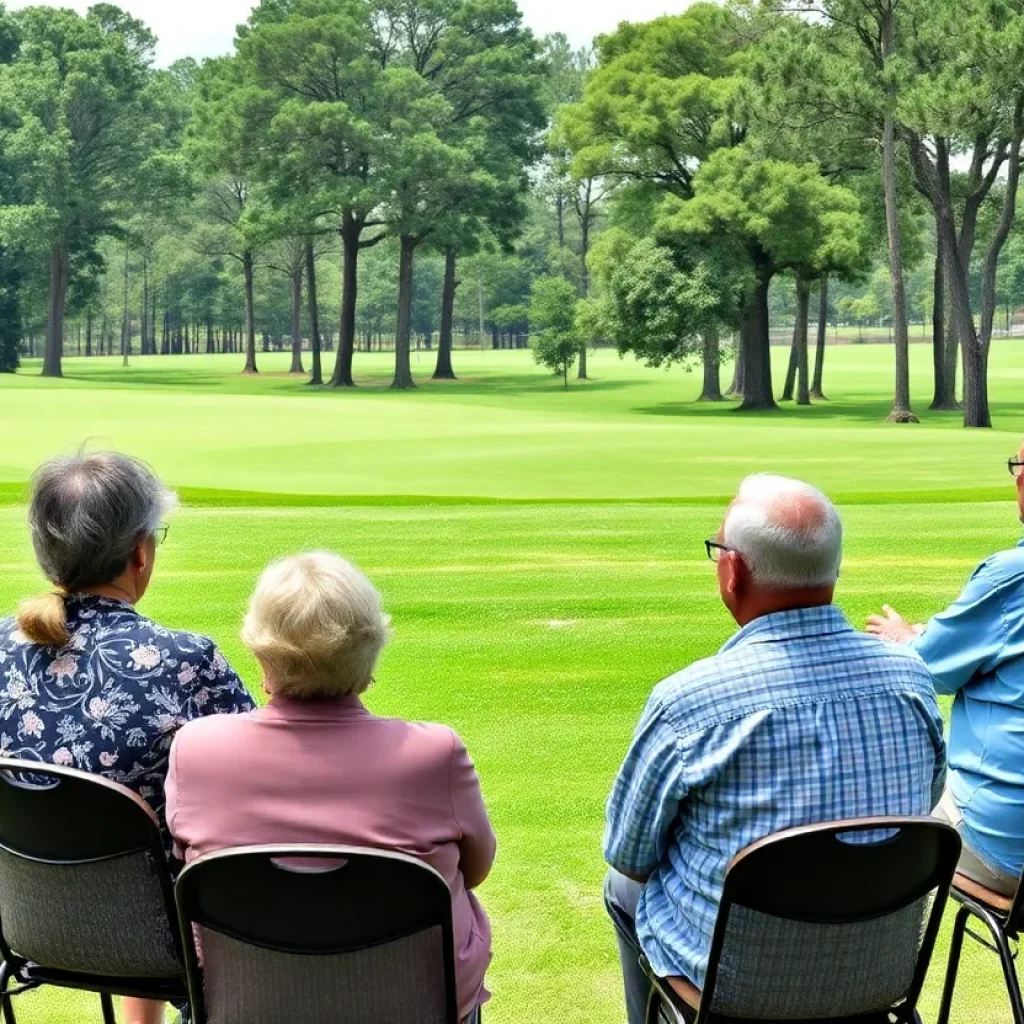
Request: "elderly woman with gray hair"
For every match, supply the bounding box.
[166,552,496,1023]
[0,450,255,1024]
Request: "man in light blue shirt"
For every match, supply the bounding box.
[868,445,1024,896]
[606,475,946,1024]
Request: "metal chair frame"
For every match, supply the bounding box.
[175,844,462,1024]
[0,757,187,1024]
[641,817,961,1024]
[936,867,1024,1024]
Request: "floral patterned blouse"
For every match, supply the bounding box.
[0,594,255,839]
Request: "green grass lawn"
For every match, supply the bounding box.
[0,344,1023,1022]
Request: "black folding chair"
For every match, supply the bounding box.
[642,817,962,1024]
[175,844,462,1024]
[0,756,187,1024]
[936,866,1024,1024]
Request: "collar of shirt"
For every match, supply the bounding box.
[719,604,853,653]
[264,692,370,721]
[65,593,134,611]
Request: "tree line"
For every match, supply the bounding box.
[0,0,1023,427]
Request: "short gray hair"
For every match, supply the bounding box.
[242,552,392,700]
[28,450,178,591]
[723,474,843,589]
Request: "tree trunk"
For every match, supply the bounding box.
[880,10,917,423]
[781,330,799,401]
[151,279,158,355]
[967,102,1024,428]
[963,341,991,429]
[242,250,258,374]
[698,328,723,401]
[577,184,591,381]
[811,276,828,399]
[85,312,93,358]
[289,265,304,374]
[42,240,67,378]
[306,239,323,386]
[727,337,745,398]
[794,276,811,406]
[141,259,149,356]
[434,245,458,380]
[121,242,130,367]
[392,235,418,389]
[738,261,776,411]
[330,212,363,387]
[929,224,955,410]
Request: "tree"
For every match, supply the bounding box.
[0,5,162,378]
[563,5,747,395]
[0,247,20,372]
[898,0,1024,426]
[188,57,272,374]
[529,275,578,387]
[306,238,324,384]
[376,0,545,390]
[590,228,748,400]
[811,276,830,399]
[238,0,390,388]
[659,148,864,411]
[785,0,918,422]
[544,36,609,380]
[780,217,870,404]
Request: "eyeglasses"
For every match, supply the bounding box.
[1010,458,1024,479]
[705,539,732,562]
[154,525,170,546]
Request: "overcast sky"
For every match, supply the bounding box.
[7,0,686,65]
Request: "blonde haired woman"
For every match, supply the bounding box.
[166,552,496,1023]
[0,450,254,1024]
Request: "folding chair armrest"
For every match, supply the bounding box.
[640,956,694,1024]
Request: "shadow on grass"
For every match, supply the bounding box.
[634,397,978,426]
[62,372,229,389]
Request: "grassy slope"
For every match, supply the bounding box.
[2,344,1023,502]
[0,345,1022,1021]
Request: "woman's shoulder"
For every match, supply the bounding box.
[174,702,257,749]
[375,715,468,761]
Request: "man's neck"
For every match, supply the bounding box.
[734,590,834,628]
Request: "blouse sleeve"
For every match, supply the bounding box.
[197,640,256,716]
[449,731,496,890]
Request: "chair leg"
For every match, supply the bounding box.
[962,905,1024,1024]
[100,992,117,1024]
[0,962,18,1024]
[936,905,970,1024]
[645,988,662,1024]
[994,927,1024,1024]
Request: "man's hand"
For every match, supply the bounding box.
[866,605,922,644]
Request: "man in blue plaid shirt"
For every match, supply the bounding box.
[604,475,946,1024]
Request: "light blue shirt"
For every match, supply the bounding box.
[913,539,1024,878]
[605,605,946,989]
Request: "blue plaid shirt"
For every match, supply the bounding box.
[605,605,946,989]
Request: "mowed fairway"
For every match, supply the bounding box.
[1,344,1023,1022]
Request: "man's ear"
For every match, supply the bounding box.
[722,551,745,596]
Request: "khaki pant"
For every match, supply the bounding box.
[935,790,1019,897]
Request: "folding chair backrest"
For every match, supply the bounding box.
[175,845,460,1024]
[0,756,182,979]
[701,818,961,1021]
